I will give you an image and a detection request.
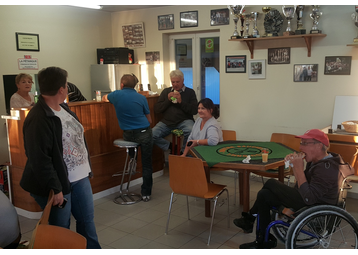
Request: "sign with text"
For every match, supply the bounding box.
[18,58,39,70]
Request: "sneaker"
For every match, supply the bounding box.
[233,212,256,233]
[142,196,151,202]
[239,234,277,249]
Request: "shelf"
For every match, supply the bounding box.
[229,33,327,59]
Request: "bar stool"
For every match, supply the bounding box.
[171,129,183,155]
[112,139,142,205]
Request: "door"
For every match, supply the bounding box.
[169,32,220,106]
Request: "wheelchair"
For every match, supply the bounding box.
[261,175,358,249]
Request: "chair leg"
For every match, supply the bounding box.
[165,192,175,234]
[186,196,190,220]
[261,176,265,185]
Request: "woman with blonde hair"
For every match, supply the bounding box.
[10,73,35,108]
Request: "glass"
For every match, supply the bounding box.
[262,148,268,163]
[174,39,193,90]
[300,142,317,146]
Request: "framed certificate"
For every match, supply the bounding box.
[16,32,40,51]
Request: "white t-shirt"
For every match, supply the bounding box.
[52,107,90,183]
[10,92,34,108]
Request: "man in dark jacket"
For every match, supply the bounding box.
[234,129,354,249]
[20,66,100,249]
[152,70,198,153]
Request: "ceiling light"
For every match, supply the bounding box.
[69,5,103,10]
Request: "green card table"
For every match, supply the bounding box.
[190,141,295,216]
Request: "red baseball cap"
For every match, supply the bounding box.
[295,129,330,147]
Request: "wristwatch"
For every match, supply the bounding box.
[197,140,200,146]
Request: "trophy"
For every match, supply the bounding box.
[310,5,322,34]
[295,5,306,34]
[262,7,271,37]
[251,12,260,38]
[282,5,297,36]
[351,6,358,42]
[243,13,253,38]
[229,5,245,39]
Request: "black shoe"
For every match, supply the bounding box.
[233,212,256,233]
[239,234,277,249]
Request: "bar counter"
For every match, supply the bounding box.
[3,95,164,214]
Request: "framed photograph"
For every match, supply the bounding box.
[122,22,146,48]
[210,8,230,26]
[176,44,187,56]
[16,32,40,51]
[158,14,174,30]
[248,60,266,79]
[145,51,160,64]
[324,56,352,75]
[226,55,246,73]
[268,47,290,64]
[180,11,198,28]
[294,64,318,82]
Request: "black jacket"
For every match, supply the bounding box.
[154,86,198,127]
[20,95,92,197]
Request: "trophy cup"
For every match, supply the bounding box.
[295,5,306,34]
[310,5,322,34]
[251,12,260,38]
[229,5,245,39]
[282,5,297,36]
[262,7,271,37]
[351,6,358,42]
[243,13,253,38]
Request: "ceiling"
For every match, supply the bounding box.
[99,5,170,12]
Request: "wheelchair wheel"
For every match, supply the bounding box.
[286,205,358,249]
[271,210,290,243]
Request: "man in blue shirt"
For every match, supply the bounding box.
[102,74,153,202]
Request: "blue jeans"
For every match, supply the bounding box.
[123,127,153,196]
[152,120,194,152]
[31,177,101,249]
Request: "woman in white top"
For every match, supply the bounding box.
[10,73,35,108]
[182,98,223,157]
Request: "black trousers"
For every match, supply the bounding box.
[249,179,307,237]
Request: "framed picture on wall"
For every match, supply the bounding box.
[180,11,198,28]
[158,14,174,30]
[324,56,352,75]
[210,8,230,26]
[248,60,266,79]
[268,47,290,64]
[226,55,246,73]
[122,22,146,48]
[16,32,40,51]
[294,64,318,82]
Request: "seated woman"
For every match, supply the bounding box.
[181,98,223,157]
[10,73,35,108]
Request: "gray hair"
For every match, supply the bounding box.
[169,70,184,79]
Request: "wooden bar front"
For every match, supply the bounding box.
[6,95,164,212]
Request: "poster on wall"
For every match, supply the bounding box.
[122,22,146,48]
[146,52,160,64]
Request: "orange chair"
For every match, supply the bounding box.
[328,143,358,174]
[28,190,87,249]
[165,155,229,245]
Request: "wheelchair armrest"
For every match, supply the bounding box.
[346,175,358,183]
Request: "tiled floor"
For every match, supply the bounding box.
[18,167,358,249]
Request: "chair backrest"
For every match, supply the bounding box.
[222,130,236,141]
[270,133,301,152]
[168,155,209,197]
[29,190,87,249]
[328,143,358,175]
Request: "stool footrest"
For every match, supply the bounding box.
[113,193,142,205]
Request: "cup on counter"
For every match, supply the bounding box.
[262,148,268,163]
[96,90,102,102]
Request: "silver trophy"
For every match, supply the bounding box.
[229,5,245,39]
[295,5,306,34]
[251,12,260,38]
[242,13,253,38]
[351,6,358,42]
[310,5,322,34]
[282,5,297,36]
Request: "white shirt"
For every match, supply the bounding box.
[52,107,90,183]
[10,92,34,108]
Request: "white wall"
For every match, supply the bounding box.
[111,5,358,142]
[0,5,113,163]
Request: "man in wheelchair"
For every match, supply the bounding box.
[234,129,355,249]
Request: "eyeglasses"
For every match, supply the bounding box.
[300,142,318,146]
